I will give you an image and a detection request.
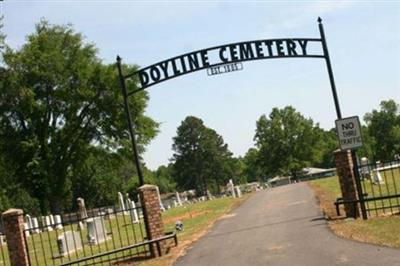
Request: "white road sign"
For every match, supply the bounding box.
[335,116,363,150]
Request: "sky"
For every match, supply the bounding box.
[1,0,400,170]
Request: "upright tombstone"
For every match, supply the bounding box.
[77,197,88,230]
[31,217,40,234]
[86,217,108,245]
[118,192,126,214]
[25,214,33,233]
[229,179,236,198]
[49,215,55,228]
[235,186,242,198]
[176,192,182,206]
[155,186,166,212]
[57,231,82,257]
[42,216,53,231]
[54,215,63,230]
[129,200,139,224]
[23,223,30,237]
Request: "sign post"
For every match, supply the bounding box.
[335,116,367,219]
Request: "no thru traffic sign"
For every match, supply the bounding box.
[335,116,363,150]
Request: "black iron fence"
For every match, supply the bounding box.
[22,205,175,265]
[0,218,11,266]
[358,159,400,217]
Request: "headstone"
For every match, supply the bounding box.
[86,217,108,245]
[360,157,371,179]
[128,200,139,224]
[24,223,30,237]
[372,170,384,184]
[25,214,33,233]
[229,179,236,198]
[0,234,5,246]
[173,200,178,207]
[49,215,55,227]
[155,186,166,212]
[57,231,82,257]
[77,197,88,221]
[32,217,40,234]
[235,186,242,198]
[176,192,182,206]
[54,215,63,230]
[118,192,126,214]
[42,216,53,231]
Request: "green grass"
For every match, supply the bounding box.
[0,197,241,266]
[310,175,400,249]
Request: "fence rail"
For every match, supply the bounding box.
[23,205,155,265]
[0,229,10,266]
[359,159,400,217]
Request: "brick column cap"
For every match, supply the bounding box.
[2,208,23,218]
[138,184,158,191]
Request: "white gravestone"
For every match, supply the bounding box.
[155,186,166,212]
[128,200,139,224]
[229,179,236,198]
[176,192,182,206]
[57,231,82,257]
[42,216,53,231]
[32,217,40,234]
[235,186,242,198]
[54,215,63,230]
[87,217,108,245]
[0,234,5,246]
[118,192,126,214]
[372,169,384,184]
[24,223,30,237]
[49,215,55,228]
[25,214,33,233]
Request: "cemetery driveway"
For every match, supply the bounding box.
[174,183,400,266]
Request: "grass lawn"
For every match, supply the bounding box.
[309,176,400,249]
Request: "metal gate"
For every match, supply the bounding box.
[23,205,176,265]
[357,159,400,217]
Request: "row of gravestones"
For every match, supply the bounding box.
[24,214,63,237]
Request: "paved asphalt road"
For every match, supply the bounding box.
[174,183,400,266]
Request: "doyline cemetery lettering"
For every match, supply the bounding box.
[134,38,323,89]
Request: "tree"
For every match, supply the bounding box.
[254,106,323,179]
[0,20,158,213]
[171,116,233,195]
[153,164,176,193]
[364,99,400,161]
[242,148,263,182]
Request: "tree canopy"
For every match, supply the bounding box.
[171,116,234,195]
[0,20,158,213]
[254,106,334,179]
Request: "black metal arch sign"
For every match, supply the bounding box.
[117,18,343,187]
[126,38,323,91]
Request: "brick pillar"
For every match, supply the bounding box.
[334,150,360,218]
[1,209,29,266]
[138,185,166,257]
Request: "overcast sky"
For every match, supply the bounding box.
[2,1,400,169]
